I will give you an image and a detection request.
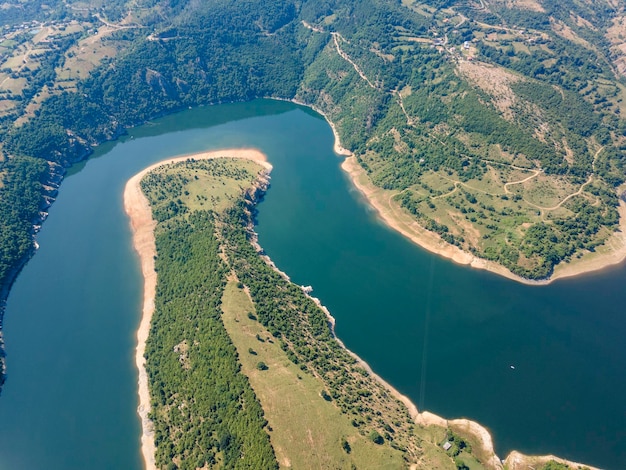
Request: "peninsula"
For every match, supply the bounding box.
[125,149,597,470]
[124,149,270,470]
[0,0,624,466]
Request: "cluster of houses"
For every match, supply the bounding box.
[431,35,475,62]
[1,19,44,38]
[427,17,476,63]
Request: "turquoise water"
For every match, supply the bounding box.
[256,136,626,468]
[0,101,295,469]
[0,101,624,469]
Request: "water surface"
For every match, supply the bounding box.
[0,100,296,469]
[0,100,623,469]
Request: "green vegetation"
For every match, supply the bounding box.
[140,158,487,469]
[2,0,626,388]
[0,156,49,286]
[142,159,277,469]
[221,279,408,469]
[538,460,590,470]
[146,210,276,469]
[444,431,468,456]
[300,0,626,279]
[541,461,571,470]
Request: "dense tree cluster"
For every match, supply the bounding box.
[142,169,278,470]
[0,157,49,286]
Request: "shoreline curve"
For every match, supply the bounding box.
[123,148,270,470]
[124,142,598,470]
[251,240,504,469]
[297,102,602,468]
[314,106,626,286]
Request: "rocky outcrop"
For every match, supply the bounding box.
[243,170,271,204]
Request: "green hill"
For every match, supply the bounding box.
[2,0,625,296]
[1,0,625,418]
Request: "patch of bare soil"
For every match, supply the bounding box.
[551,18,593,48]
[457,61,521,120]
[504,451,600,470]
[489,0,545,12]
[606,13,626,76]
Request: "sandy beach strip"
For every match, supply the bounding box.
[337,155,604,469]
[269,96,626,282]
[123,148,270,470]
[504,450,600,470]
[341,155,626,285]
[123,140,598,470]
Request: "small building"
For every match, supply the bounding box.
[443,441,452,451]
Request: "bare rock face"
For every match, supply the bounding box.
[244,170,271,204]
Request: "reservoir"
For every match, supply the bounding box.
[0,100,624,469]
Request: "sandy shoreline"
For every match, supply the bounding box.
[310,108,601,469]
[123,141,598,470]
[123,148,270,470]
[280,96,626,284]
[341,155,626,285]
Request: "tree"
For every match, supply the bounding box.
[341,437,351,454]
[369,430,384,445]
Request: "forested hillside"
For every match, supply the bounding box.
[141,160,279,469]
[1,0,626,384]
[139,157,500,470]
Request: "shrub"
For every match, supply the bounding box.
[341,437,351,454]
[369,430,384,445]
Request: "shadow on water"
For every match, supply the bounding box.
[127,100,297,139]
[67,100,296,176]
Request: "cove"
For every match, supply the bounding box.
[0,100,622,469]
[255,114,626,469]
